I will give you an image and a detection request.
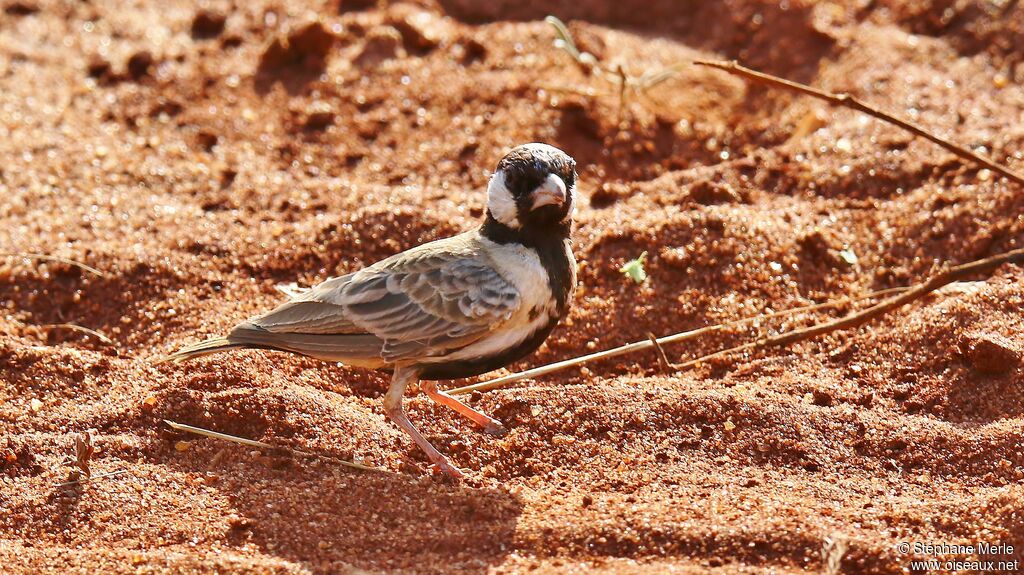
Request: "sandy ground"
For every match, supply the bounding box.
[2,0,1024,573]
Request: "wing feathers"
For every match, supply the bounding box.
[239,232,522,362]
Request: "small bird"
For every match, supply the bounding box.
[167,143,578,478]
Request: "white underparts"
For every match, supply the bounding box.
[486,170,520,229]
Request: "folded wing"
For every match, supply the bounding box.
[235,246,521,363]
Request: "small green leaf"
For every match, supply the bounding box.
[839,248,858,266]
[620,251,648,283]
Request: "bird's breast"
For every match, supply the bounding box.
[416,234,575,380]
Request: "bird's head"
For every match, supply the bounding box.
[485,143,577,232]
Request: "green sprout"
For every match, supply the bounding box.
[620,251,648,283]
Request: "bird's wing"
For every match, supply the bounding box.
[249,244,522,361]
[251,273,363,335]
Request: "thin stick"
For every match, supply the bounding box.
[449,286,907,395]
[693,59,1024,187]
[43,323,115,345]
[55,469,127,489]
[647,332,677,372]
[673,247,1024,370]
[163,420,382,473]
[1,252,106,278]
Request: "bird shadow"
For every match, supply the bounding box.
[153,442,524,574]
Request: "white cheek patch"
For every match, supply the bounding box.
[486,170,521,229]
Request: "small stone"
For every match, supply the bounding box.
[389,6,447,54]
[191,10,227,39]
[453,37,486,65]
[258,21,339,75]
[812,390,833,407]
[337,0,376,12]
[126,51,155,79]
[174,441,191,452]
[29,398,43,413]
[353,26,404,68]
[86,56,111,79]
[551,434,576,446]
[4,2,37,16]
[303,101,335,131]
[688,180,742,205]
[960,333,1020,374]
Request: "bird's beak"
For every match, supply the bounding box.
[530,173,567,210]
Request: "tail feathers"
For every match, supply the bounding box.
[160,336,243,364]
[160,323,387,367]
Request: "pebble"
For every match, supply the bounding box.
[354,26,405,68]
[126,51,155,79]
[960,333,1020,374]
[191,10,227,39]
[389,6,447,53]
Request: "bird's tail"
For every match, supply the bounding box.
[159,336,245,364]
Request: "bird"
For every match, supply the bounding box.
[166,143,578,479]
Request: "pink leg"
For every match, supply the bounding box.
[384,365,464,479]
[421,380,505,434]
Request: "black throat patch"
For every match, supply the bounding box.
[480,215,574,316]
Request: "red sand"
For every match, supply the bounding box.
[2,0,1024,573]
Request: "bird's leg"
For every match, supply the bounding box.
[420,380,505,434]
[383,365,464,479]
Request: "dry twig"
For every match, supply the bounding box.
[43,323,114,345]
[693,59,1024,187]
[453,248,1021,396]
[675,247,1024,371]
[163,419,383,473]
[449,286,907,395]
[546,16,685,120]
[647,332,677,373]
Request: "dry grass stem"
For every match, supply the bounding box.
[44,323,114,345]
[449,286,908,395]
[676,247,1024,371]
[2,252,106,278]
[163,419,383,473]
[647,332,677,372]
[546,16,684,118]
[694,59,1024,187]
